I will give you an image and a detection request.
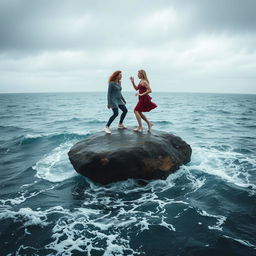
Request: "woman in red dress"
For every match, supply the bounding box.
[130,70,157,132]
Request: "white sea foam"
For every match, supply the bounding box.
[0,170,232,256]
[72,129,92,135]
[43,206,140,255]
[20,180,38,189]
[36,181,187,255]
[0,184,56,207]
[24,133,45,139]
[197,209,227,231]
[189,145,256,192]
[135,217,150,231]
[23,130,90,140]
[14,141,253,254]
[0,207,49,227]
[5,136,255,255]
[180,166,206,196]
[160,218,176,231]
[33,141,77,182]
[0,205,109,255]
[223,235,256,249]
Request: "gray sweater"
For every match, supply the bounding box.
[107,82,125,108]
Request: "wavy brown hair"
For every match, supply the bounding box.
[108,70,122,83]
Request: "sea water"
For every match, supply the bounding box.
[0,92,255,256]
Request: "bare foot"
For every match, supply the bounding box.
[148,122,154,132]
[133,127,143,133]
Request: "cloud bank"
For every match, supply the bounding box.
[0,0,256,93]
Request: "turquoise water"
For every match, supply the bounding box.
[0,92,255,255]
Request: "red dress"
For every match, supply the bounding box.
[134,82,157,112]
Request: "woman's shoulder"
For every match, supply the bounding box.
[140,80,149,87]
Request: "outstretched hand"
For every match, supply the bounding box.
[129,76,134,82]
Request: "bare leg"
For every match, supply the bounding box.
[134,110,143,131]
[139,112,153,132]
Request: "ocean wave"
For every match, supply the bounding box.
[223,235,256,249]
[190,145,256,193]
[7,104,19,108]
[244,125,256,129]
[37,169,208,255]
[50,118,106,125]
[237,117,252,121]
[0,125,29,132]
[0,126,32,147]
[0,207,49,227]
[16,131,90,145]
[1,158,251,255]
[86,119,107,124]
[153,120,173,125]
[84,166,199,196]
[1,91,256,256]
[0,204,140,255]
[52,117,82,124]
[197,209,227,231]
[32,141,78,182]
[0,115,18,120]
[216,110,231,115]
[0,183,57,207]
[42,194,179,255]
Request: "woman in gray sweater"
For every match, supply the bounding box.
[104,70,128,134]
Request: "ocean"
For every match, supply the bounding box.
[0,92,255,256]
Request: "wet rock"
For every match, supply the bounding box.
[68,129,192,185]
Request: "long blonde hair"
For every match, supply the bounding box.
[138,69,149,83]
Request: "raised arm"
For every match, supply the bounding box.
[129,76,138,90]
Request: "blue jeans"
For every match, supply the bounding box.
[106,105,128,127]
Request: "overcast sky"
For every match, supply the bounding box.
[0,0,256,93]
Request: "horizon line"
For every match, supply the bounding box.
[0,90,255,95]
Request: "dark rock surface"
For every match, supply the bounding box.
[68,129,192,185]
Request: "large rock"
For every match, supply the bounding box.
[68,129,192,185]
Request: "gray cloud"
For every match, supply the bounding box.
[1,0,256,53]
[0,0,256,93]
[188,0,256,32]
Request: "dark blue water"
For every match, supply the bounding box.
[0,92,255,256]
